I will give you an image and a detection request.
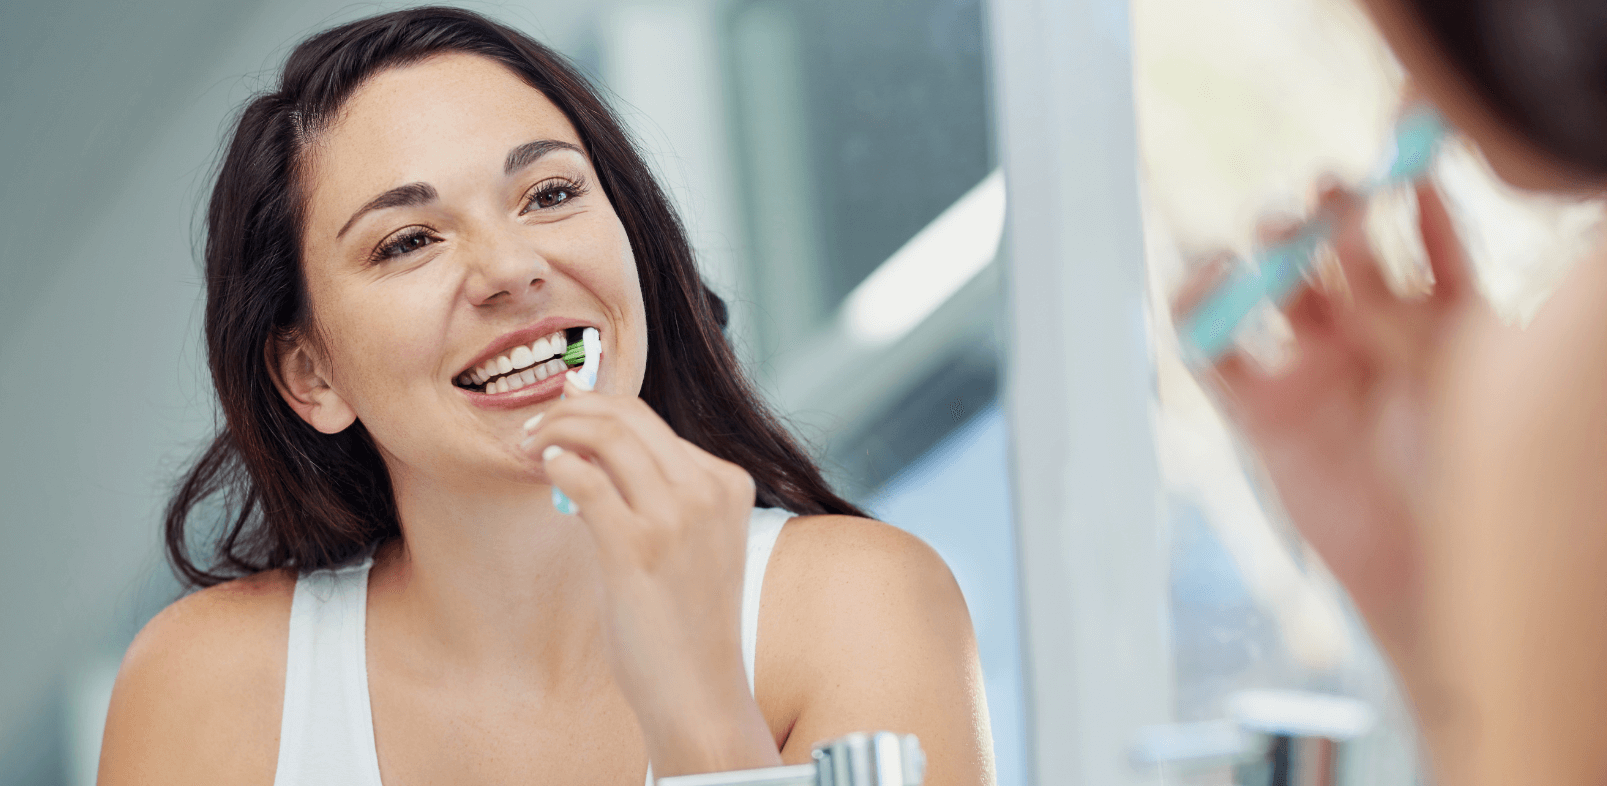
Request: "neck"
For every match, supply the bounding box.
[372,466,608,680]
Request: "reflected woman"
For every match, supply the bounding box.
[97,8,993,785]
[1187,0,1607,783]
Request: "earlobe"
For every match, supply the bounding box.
[269,337,357,435]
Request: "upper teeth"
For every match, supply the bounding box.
[457,331,572,391]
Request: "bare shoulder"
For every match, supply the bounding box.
[98,569,295,785]
[766,515,965,612]
[758,515,991,783]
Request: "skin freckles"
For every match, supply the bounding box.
[292,52,649,490]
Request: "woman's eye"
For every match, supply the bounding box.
[372,228,438,262]
[534,188,571,209]
[523,178,586,214]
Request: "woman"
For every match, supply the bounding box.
[1189,0,1607,783]
[96,8,993,785]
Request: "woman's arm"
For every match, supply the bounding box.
[760,516,994,786]
[527,378,993,785]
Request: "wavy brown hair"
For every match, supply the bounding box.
[1404,0,1607,176]
[166,6,863,588]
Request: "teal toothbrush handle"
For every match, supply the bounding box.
[553,484,579,514]
[1179,226,1328,363]
[552,386,582,514]
[1179,106,1446,365]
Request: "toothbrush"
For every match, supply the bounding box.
[552,326,601,514]
[1178,107,1449,364]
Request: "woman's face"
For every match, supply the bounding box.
[293,52,648,488]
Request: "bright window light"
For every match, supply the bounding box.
[842,169,1006,344]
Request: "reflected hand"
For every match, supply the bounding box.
[1175,181,1483,667]
[522,375,779,776]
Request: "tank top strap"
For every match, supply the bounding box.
[647,506,791,786]
[275,557,382,786]
[274,508,791,786]
[741,507,791,693]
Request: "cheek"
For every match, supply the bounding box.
[316,273,454,407]
[554,213,649,344]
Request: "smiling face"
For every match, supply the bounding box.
[284,52,648,487]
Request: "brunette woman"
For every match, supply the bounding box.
[97,8,993,785]
[1191,1,1607,783]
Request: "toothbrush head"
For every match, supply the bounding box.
[576,327,601,389]
[1378,106,1448,187]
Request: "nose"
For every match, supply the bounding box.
[462,227,550,308]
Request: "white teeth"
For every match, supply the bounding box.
[466,332,584,391]
[510,345,535,369]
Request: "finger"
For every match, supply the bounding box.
[1323,184,1399,310]
[679,441,758,505]
[535,413,676,512]
[532,394,704,486]
[563,368,595,395]
[1253,212,1303,246]
[542,447,633,529]
[1414,181,1474,304]
[1172,252,1237,323]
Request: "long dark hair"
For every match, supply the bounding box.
[167,6,863,588]
[1404,0,1607,175]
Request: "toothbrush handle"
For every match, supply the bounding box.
[1179,226,1329,364]
[553,485,579,515]
[552,387,581,514]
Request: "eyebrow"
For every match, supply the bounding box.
[334,139,585,240]
[336,182,438,239]
[504,139,585,175]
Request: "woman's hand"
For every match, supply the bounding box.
[521,373,780,777]
[1177,181,1483,670]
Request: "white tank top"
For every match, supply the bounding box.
[272,507,793,786]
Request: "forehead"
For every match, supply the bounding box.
[303,52,583,229]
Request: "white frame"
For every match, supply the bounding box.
[988,0,1174,784]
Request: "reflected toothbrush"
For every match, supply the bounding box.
[552,326,601,515]
[1178,107,1449,365]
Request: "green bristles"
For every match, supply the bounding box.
[563,339,584,367]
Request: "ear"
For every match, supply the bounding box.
[269,335,358,435]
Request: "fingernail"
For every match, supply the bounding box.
[542,445,564,462]
[520,435,537,451]
[523,413,543,433]
[565,369,594,392]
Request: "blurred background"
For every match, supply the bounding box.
[2,0,1597,783]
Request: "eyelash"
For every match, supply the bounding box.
[370,226,439,263]
[366,175,589,264]
[521,174,589,214]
